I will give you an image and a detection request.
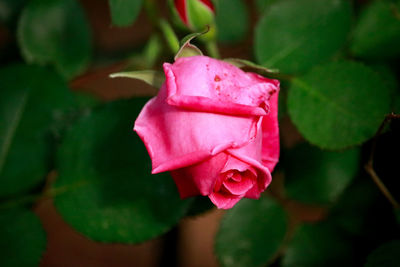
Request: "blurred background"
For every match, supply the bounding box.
[1,0,400,266]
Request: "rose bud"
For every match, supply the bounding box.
[134,56,280,209]
[169,0,216,31]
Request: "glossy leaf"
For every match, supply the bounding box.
[18,0,91,79]
[371,65,399,113]
[350,0,400,60]
[215,0,249,43]
[215,197,288,267]
[288,61,391,149]
[255,0,351,74]
[0,64,74,197]
[284,143,360,205]
[0,208,46,267]
[54,98,192,243]
[255,0,277,14]
[329,179,379,236]
[109,0,143,27]
[365,240,400,267]
[282,222,355,267]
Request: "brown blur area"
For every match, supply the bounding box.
[0,0,324,266]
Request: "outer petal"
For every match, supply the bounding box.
[164,56,279,116]
[134,84,258,173]
[209,192,242,209]
[244,72,280,172]
[260,85,280,172]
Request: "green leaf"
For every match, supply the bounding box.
[0,64,74,198]
[282,222,355,267]
[371,65,399,113]
[255,0,277,14]
[54,98,192,243]
[0,208,46,267]
[287,61,391,149]
[18,0,92,79]
[365,240,400,267]
[215,197,288,267]
[329,179,379,236]
[109,0,143,27]
[350,0,400,60]
[109,70,165,88]
[215,0,249,43]
[284,143,360,205]
[254,0,352,74]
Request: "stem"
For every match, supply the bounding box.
[365,113,400,210]
[364,164,400,210]
[144,0,180,55]
[159,19,180,54]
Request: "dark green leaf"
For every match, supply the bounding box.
[0,208,46,267]
[284,143,360,205]
[109,0,143,27]
[350,0,400,60]
[0,64,74,198]
[329,179,379,236]
[54,98,192,243]
[216,0,249,43]
[288,61,391,149]
[255,0,352,74]
[18,0,92,79]
[215,196,288,267]
[371,65,399,113]
[255,0,277,14]
[365,240,400,267]
[282,222,355,267]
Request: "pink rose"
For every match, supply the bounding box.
[134,56,280,209]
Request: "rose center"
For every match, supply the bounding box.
[217,170,256,196]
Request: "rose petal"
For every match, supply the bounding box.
[226,118,272,197]
[171,171,200,198]
[258,80,280,172]
[222,171,255,195]
[134,84,258,173]
[208,191,242,209]
[170,152,228,197]
[164,56,279,116]
[174,0,188,25]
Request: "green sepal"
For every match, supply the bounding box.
[109,70,165,88]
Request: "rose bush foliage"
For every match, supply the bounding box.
[134,56,280,209]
